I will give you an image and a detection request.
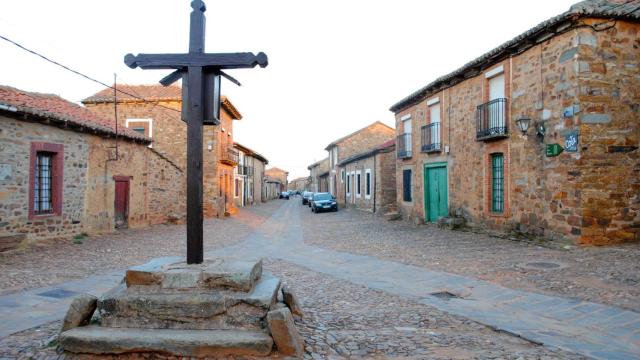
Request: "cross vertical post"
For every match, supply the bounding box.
[186,0,206,264]
[124,0,268,265]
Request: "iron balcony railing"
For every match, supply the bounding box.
[397,133,412,159]
[421,122,441,153]
[220,146,239,165]
[476,98,508,140]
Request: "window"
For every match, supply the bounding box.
[29,142,63,218]
[126,118,153,147]
[365,169,372,199]
[34,153,53,214]
[356,171,361,198]
[429,102,440,147]
[491,153,504,213]
[234,178,240,198]
[346,172,351,196]
[341,169,345,183]
[131,127,146,134]
[402,169,412,202]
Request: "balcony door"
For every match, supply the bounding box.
[488,74,505,133]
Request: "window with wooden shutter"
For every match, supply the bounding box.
[402,169,412,202]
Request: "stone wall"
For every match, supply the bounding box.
[146,149,186,225]
[86,100,238,219]
[393,20,639,244]
[376,147,397,214]
[576,20,640,244]
[0,117,87,243]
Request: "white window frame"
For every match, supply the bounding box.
[341,169,345,183]
[346,171,351,197]
[355,171,362,198]
[126,118,153,148]
[365,169,372,199]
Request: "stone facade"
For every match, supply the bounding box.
[307,158,329,193]
[265,167,288,193]
[391,15,639,245]
[83,85,242,218]
[0,104,182,247]
[325,121,395,203]
[288,177,309,192]
[233,143,269,206]
[338,141,397,214]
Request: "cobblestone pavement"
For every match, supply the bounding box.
[302,206,640,312]
[1,199,638,359]
[0,201,280,295]
[0,260,582,359]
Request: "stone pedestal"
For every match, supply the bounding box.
[59,257,303,358]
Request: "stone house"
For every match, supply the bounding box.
[390,0,639,245]
[265,167,289,193]
[264,177,283,200]
[0,85,184,251]
[288,177,309,192]
[325,121,395,201]
[233,142,269,206]
[338,139,397,214]
[307,158,329,192]
[82,84,243,218]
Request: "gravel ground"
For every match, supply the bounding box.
[302,206,640,312]
[0,201,282,295]
[0,260,582,359]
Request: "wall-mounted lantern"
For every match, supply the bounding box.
[515,116,531,135]
[515,116,545,141]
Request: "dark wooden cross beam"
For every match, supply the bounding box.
[125,0,268,264]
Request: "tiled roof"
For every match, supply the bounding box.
[325,121,395,150]
[390,0,640,113]
[82,84,182,103]
[0,85,149,142]
[337,139,396,167]
[234,142,269,164]
[307,157,329,170]
[82,84,243,120]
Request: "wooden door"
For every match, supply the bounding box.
[425,165,448,222]
[114,176,130,229]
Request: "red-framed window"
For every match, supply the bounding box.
[29,142,63,219]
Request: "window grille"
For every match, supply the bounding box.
[491,153,504,213]
[34,152,53,214]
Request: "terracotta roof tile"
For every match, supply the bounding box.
[82,84,182,103]
[0,85,148,142]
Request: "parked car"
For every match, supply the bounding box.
[279,191,290,200]
[302,191,313,205]
[311,192,338,213]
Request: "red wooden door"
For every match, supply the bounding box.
[113,176,130,229]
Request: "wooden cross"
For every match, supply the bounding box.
[125,0,268,264]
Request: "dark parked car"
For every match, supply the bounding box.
[302,191,313,205]
[311,192,338,213]
[279,191,290,200]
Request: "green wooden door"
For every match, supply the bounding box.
[425,164,448,222]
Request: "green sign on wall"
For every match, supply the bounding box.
[546,143,564,157]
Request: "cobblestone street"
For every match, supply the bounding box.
[303,205,640,312]
[1,199,639,358]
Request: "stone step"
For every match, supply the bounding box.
[126,258,263,292]
[99,273,281,330]
[59,325,273,357]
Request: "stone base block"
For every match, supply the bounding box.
[99,273,281,330]
[126,258,263,292]
[59,325,273,357]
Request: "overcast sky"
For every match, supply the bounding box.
[0,0,576,179]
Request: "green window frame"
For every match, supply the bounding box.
[491,153,504,213]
